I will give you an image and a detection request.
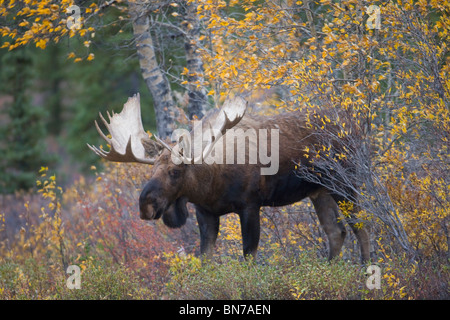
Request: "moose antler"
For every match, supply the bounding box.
[87,93,167,165]
[180,96,247,164]
[88,94,247,165]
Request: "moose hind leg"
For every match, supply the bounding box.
[309,189,347,260]
[348,222,371,263]
[332,194,371,263]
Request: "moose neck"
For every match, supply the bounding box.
[182,163,222,205]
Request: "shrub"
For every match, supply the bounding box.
[164,253,293,300]
[0,258,60,299]
[0,257,154,300]
[164,251,367,300]
[57,259,153,300]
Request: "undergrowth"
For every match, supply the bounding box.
[0,163,448,300]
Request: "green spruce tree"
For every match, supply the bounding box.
[0,47,52,193]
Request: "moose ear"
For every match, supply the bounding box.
[162,197,189,228]
[141,138,165,158]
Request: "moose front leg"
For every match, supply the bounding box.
[238,207,261,259]
[195,207,220,260]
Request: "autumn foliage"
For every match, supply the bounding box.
[196,0,449,260]
[0,0,449,299]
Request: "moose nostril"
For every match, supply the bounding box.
[139,180,162,220]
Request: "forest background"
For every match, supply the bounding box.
[0,0,448,300]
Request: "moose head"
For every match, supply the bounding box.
[88,93,247,229]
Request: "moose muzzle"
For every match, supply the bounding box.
[139,180,166,220]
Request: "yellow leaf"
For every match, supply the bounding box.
[36,39,46,50]
[39,166,48,173]
[231,65,238,76]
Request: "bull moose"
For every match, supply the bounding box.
[88,93,370,262]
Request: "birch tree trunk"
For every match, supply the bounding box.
[129,1,178,139]
[183,0,207,119]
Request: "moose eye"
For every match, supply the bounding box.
[169,169,181,179]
